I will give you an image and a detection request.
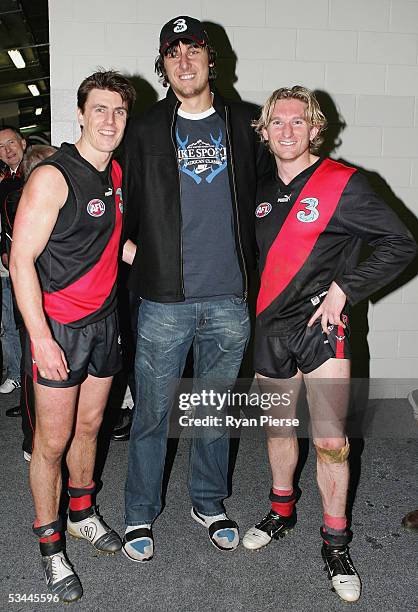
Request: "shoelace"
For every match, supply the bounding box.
[49,555,61,583]
[258,512,286,534]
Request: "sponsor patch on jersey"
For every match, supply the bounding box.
[116,187,123,213]
[87,199,105,217]
[255,202,272,218]
[297,197,319,223]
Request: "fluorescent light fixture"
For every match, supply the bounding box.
[7,49,25,69]
[35,107,43,116]
[21,125,37,130]
[27,84,40,96]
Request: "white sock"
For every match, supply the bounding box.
[196,511,227,527]
[125,523,151,534]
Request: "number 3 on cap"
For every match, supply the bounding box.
[173,18,187,33]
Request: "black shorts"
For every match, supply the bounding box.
[255,314,351,379]
[25,310,122,388]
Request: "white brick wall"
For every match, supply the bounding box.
[49,0,418,397]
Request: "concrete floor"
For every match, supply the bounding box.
[1,387,417,612]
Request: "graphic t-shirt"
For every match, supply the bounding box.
[176,107,242,300]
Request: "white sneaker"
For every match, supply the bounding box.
[122,524,153,562]
[42,551,83,603]
[242,509,297,551]
[0,378,21,393]
[191,507,240,551]
[67,510,122,554]
[322,543,361,602]
[23,451,32,462]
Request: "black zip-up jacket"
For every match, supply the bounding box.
[0,165,24,259]
[123,87,271,302]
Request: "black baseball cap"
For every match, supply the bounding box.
[159,16,209,53]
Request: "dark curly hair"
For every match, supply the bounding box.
[154,40,217,88]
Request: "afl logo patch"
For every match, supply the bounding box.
[87,199,105,217]
[255,202,272,218]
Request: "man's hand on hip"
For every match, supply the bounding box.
[307,281,347,334]
[32,337,70,381]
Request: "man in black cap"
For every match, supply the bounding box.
[123,16,269,560]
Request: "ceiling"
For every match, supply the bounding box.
[0,0,50,141]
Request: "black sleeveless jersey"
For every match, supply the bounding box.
[255,157,416,334]
[36,143,123,327]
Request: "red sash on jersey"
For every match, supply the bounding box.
[256,159,356,316]
[43,159,123,324]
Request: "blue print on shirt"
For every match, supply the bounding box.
[176,127,227,185]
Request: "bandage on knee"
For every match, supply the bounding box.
[315,438,349,463]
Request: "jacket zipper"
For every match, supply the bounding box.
[225,106,248,300]
[170,101,185,298]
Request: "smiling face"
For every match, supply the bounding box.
[163,41,211,102]
[76,88,128,155]
[262,98,319,165]
[0,128,26,171]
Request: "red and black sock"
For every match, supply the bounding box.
[33,518,63,556]
[269,487,296,517]
[68,480,95,522]
[321,514,350,547]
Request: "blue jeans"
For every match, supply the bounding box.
[1,276,21,381]
[125,298,250,525]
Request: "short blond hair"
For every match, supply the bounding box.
[252,86,327,154]
[21,144,56,180]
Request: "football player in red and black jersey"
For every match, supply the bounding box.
[241,86,416,603]
[10,70,137,603]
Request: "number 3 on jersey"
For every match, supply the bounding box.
[297,197,319,223]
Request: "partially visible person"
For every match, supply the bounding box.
[10,70,136,603]
[401,389,418,533]
[0,126,26,396]
[407,388,418,421]
[111,272,138,442]
[2,145,57,460]
[402,510,418,533]
[112,384,134,435]
[22,144,58,178]
[242,86,417,603]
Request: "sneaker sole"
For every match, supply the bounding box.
[61,593,83,605]
[67,532,119,555]
[121,543,153,563]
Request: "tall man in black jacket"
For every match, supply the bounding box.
[123,16,269,560]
